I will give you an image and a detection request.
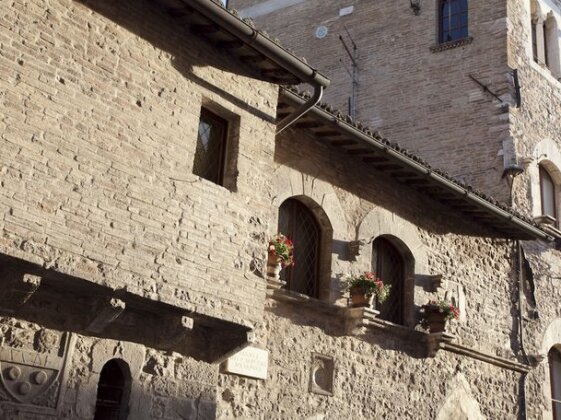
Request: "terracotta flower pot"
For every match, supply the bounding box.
[267,253,283,281]
[423,305,448,333]
[349,286,373,308]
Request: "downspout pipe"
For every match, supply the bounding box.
[281,88,554,242]
[277,85,323,133]
[516,240,530,420]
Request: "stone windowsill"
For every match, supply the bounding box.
[529,59,561,86]
[430,36,473,53]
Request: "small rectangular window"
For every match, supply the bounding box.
[193,108,228,186]
[439,0,469,43]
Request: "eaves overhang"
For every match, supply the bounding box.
[154,0,329,87]
[278,88,553,242]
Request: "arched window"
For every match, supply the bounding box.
[94,359,130,420]
[550,347,561,419]
[372,237,405,325]
[540,165,557,221]
[278,198,321,298]
[439,0,469,43]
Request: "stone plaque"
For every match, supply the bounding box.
[223,347,268,380]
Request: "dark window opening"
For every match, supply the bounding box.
[532,20,538,62]
[439,0,469,43]
[278,198,321,298]
[550,348,561,419]
[372,237,405,325]
[540,165,557,221]
[94,359,129,420]
[193,108,228,186]
[543,21,550,67]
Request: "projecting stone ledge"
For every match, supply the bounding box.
[0,253,254,364]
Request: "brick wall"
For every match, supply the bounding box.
[0,0,279,326]
[231,0,514,203]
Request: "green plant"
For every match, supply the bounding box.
[268,234,294,267]
[347,272,391,303]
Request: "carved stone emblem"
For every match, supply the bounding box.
[0,332,71,406]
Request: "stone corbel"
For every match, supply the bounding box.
[428,274,445,292]
[86,298,126,333]
[159,315,195,350]
[343,307,380,335]
[0,273,41,313]
[348,240,366,262]
[425,332,455,357]
[210,329,255,364]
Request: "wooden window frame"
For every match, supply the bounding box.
[372,237,405,325]
[279,199,322,299]
[193,107,229,186]
[550,348,561,419]
[540,164,557,221]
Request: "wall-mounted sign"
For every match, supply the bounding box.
[223,347,268,380]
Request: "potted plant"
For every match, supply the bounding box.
[421,300,460,333]
[267,233,294,281]
[347,272,391,308]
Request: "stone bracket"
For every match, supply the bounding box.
[425,332,455,357]
[0,273,41,313]
[86,298,126,333]
[347,240,365,262]
[159,315,195,350]
[343,307,380,335]
[211,330,255,364]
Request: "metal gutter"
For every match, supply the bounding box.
[183,0,330,88]
[281,89,553,241]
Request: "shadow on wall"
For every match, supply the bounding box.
[76,0,276,124]
[266,300,427,359]
[272,128,508,240]
[0,314,219,419]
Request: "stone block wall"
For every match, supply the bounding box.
[215,125,533,419]
[230,0,515,203]
[505,3,561,417]
[0,0,556,418]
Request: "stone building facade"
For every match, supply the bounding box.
[228,0,561,418]
[0,0,559,419]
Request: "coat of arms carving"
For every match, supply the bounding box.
[0,325,72,412]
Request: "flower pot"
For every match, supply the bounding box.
[423,305,447,333]
[267,253,283,281]
[349,286,373,308]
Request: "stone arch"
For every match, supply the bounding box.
[76,339,146,420]
[357,206,429,275]
[357,207,429,326]
[270,161,350,302]
[530,139,561,218]
[94,358,132,420]
[270,160,349,241]
[278,195,334,300]
[540,318,561,420]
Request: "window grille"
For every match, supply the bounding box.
[94,360,128,420]
[372,237,405,325]
[278,199,321,298]
[540,165,556,220]
[439,0,469,43]
[193,108,228,185]
[550,348,561,419]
